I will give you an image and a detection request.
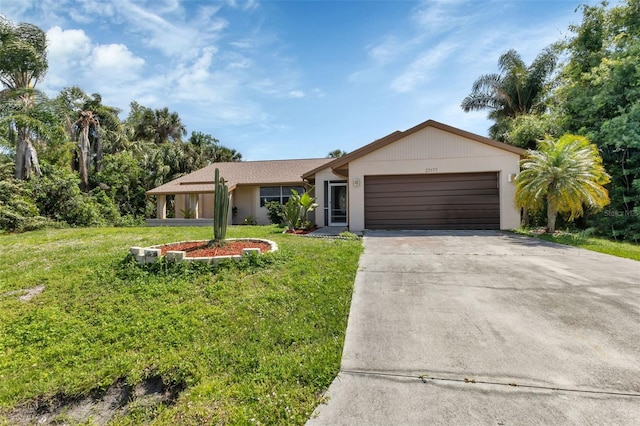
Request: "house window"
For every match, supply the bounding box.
[259,186,305,207]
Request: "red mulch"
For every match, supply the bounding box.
[284,226,317,235]
[158,240,271,258]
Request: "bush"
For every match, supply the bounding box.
[264,201,284,225]
[29,166,105,227]
[0,179,53,232]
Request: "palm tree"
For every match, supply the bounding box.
[0,88,64,179]
[461,48,557,141]
[515,134,610,233]
[0,18,48,179]
[73,110,99,191]
[327,149,347,158]
[56,87,124,190]
[128,103,186,145]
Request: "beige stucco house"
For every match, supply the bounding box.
[146,119,525,232]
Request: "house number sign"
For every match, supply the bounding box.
[425,168,438,173]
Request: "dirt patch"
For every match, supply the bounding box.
[0,285,45,302]
[159,240,272,257]
[4,376,185,425]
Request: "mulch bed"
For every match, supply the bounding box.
[158,241,271,258]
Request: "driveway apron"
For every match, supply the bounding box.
[307,230,640,425]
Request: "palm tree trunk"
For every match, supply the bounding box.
[546,202,557,234]
[78,129,89,191]
[14,127,29,180]
[78,127,90,191]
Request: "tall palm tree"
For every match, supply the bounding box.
[57,87,124,190]
[0,88,63,179]
[128,103,186,145]
[73,110,99,191]
[515,134,610,233]
[461,48,557,141]
[0,18,48,179]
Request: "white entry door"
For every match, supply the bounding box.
[328,182,348,226]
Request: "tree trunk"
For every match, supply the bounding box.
[25,140,41,179]
[522,206,529,227]
[78,126,90,191]
[14,128,27,179]
[546,201,557,234]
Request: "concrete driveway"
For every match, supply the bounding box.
[307,230,640,425]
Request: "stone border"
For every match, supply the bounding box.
[130,238,278,264]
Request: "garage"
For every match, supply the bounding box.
[364,172,500,230]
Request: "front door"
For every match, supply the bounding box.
[329,183,348,226]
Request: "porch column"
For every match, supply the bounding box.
[227,191,233,225]
[157,194,167,219]
[189,194,199,219]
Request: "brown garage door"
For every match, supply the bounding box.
[364,172,500,230]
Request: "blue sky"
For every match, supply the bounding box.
[3,0,608,160]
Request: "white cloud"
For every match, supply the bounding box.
[44,26,93,88]
[366,36,404,65]
[391,41,458,93]
[47,26,92,61]
[411,0,473,33]
[90,44,145,79]
[287,90,305,99]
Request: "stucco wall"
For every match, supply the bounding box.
[233,186,260,224]
[346,126,521,232]
[198,193,214,218]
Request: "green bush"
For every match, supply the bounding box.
[0,179,53,232]
[29,166,105,227]
[264,201,284,225]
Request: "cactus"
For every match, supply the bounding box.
[211,168,229,246]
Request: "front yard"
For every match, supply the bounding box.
[0,226,362,425]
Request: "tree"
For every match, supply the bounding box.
[185,131,242,167]
[327,149,347,158]
[556,0,640,240]
[515,134,610,233]
[461,48,557,142]
[127,102,186,145]
[56,87,124,190]
[0,88,65,179]
[0,18,48,179]
[73,110,99,191]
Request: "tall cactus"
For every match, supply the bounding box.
[211,168,229,246]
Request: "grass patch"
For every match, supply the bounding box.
[517,229,640,261]
[0,225,363,424]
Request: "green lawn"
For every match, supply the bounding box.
[0,225,363,425]
[517,229,640,261]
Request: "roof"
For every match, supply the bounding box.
[146,158,333,195]
[302,119,527,179]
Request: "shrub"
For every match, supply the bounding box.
[264,201,284,225]
[29,166,105,227]
[0,179,53,232]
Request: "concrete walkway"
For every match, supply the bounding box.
[307,230,640,425]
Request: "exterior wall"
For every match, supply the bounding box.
[314,168,349,227]
[198,193,214,218]
[232,186,260,224]
[175,194,187,219]
[346,126,521,232]
[175,194,200,219]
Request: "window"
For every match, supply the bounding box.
[260,186,305,207]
